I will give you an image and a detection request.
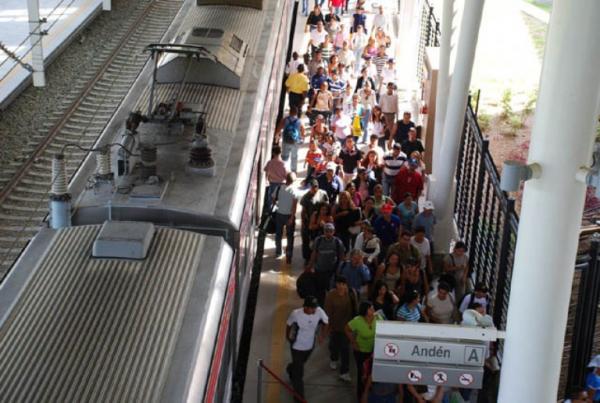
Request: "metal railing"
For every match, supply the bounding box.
[454,101,600,399]
[417,0,441,82]
[563,236,600,397]
[256,359,307,403]
[454,102,519,359]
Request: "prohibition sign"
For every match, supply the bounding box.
[459,373,474,386]
[384,343,399,358]
[407,370,422,383]
[433,371,448,384]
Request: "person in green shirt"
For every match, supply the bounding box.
[345,301,380,400]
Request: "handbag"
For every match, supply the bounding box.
[261,186,281,234]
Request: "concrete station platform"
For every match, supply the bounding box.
[0,0,105,108]
[242,0,418,401]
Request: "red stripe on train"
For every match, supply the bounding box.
[204,264,237,402]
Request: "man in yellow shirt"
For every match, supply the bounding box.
[285,63,310,113]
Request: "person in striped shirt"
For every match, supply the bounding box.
[382,143,407,196]
[373,45,388,90]
[396,290,428,322]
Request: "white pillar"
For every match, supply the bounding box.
[102,0,111,11]
[431,0,454,175]
[27,0,45,87]
[430,0,484,223]
[498,1,600,401]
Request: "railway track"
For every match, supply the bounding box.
[0,0,183,280]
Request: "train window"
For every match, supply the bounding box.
[207,28,224,38]
[230,35,243,53]
[192,27,209,37]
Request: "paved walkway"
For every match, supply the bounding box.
[243,2,413,402]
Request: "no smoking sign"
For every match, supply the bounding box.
[459,373,474,386]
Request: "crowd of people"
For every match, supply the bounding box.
[263,1,502,402]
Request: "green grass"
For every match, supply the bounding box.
[521,12,548,59]
[524,0,552,13]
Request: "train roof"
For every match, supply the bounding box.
[70,1,283,232]
[0,224,233,402]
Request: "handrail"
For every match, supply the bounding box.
[257,359,308,403]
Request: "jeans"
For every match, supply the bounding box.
[301,225,312,262]
[354,350,372,399]
[377,137,387,151]
[275,212,295,256]
[361,109,371,143]
[289,92,305,113]
[329,331,350,374]
[282,141,300,173]
[287,348,313,401]
[302,0,309,15]
[314,0,324,7]
[382,174,394,196]
[315,270,334,306]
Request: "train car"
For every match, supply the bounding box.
[0,0,294,400]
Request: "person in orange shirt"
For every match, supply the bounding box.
[305,140,324,180]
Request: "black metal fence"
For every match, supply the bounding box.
[563,237,600,397]
[454,104,519,360]
[454,103,600,398]
[417,0,441,82]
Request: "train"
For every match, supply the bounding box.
[0,0,294,400]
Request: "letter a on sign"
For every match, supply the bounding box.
[468,349,479,363]
[464,346,484,365]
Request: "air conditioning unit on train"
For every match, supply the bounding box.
[155,27,248,89]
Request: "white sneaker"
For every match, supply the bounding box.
[339,373,351,382]
[329,360,338,370]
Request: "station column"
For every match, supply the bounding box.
[430,0,485,250]
[431,0,454,175]
[27,0,45,87]
[498,0,600,400]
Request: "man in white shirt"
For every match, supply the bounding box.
[274,173,299,262]
[337,41,355,69]
[310,21,328,50]
[371,5,388,33]
[331,107,351,144]
[285,51,302,75]
[458,282,491,313]
[381,58,396,87]
[411,226,432,277]
[379,82,398,127]
[286,296,329,400]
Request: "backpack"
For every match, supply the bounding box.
[283,116,300,144]
[351,114,362,137]
[459,292,491,314]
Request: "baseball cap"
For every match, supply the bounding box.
[326,162,337,171]
[316,114,325,120]
[303,296,319,308]
[387,58,394,63]
[324,222,335,231]
[392,143,402,150]
[423,201,434,210]
[380,203,394,214]
[310,179,319,187]
[589,355,600,368]
[408,158,419,167]
[357,167,367,174]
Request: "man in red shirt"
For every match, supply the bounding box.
[392,158,423,203]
